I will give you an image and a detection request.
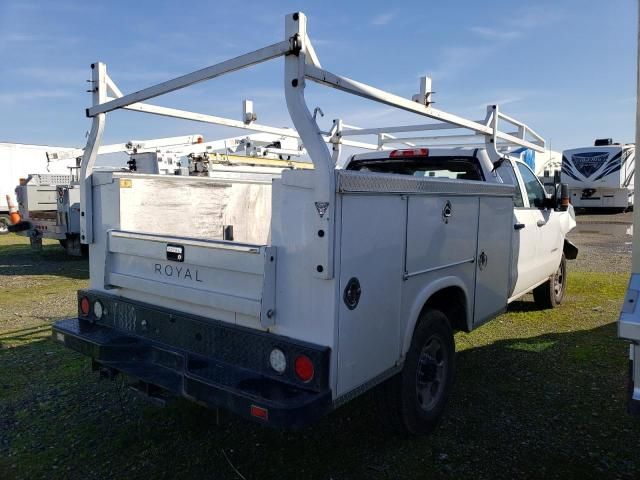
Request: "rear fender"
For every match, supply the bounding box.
[401,276,471,357]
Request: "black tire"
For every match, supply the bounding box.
[533,254,567,309]
[58,239,68,249]
[0,215,9,235]
[378,308,455,435]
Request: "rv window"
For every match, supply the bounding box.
[346,156,484,181]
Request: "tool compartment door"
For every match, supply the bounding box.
[473,196,513,326]
[337,194,406,397]
[405,195,479,277]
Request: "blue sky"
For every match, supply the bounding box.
[0,0,636,153]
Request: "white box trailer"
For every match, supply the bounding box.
[562,140,634,210]
[0,143,78,232]
[52,12,576,433]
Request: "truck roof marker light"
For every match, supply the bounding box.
[80,297,90,316]
[250,405,268,421]
[294,354,314,383]
[389,148,429,158]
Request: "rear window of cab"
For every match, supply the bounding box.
[346,156,484,181]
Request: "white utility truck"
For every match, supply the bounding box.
[0,143,78,233]
[12,135,204,255]
[52,12,576,433]
[562,139,635,210]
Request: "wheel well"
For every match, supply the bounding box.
[421,286,468,332]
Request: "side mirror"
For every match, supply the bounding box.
[556,183,570,211]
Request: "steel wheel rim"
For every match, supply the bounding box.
[0,222,8,234]
[416,335,447,412]
[553,260,565,300]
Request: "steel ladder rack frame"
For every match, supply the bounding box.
[80,11,545,281]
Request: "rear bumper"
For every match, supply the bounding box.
[53,293,332,429]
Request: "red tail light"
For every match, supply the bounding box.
[250,405,268,421]
[294,355,314,383]
[80,297,90,316]
[389,148,429,158]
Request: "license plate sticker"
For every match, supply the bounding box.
[166,244,184,262]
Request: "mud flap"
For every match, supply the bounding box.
[563,239,579,260]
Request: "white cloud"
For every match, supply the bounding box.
[427,45,495,81]
[516,5,564,29]
[470,26,522,40]
[371,13,395,26]
[15,67,88,85]
[0,90,73,104]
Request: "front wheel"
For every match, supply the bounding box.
[378,308,455,435]
[533,254,567,309]
[0,215,9,235]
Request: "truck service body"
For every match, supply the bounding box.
[562,141,635,210]
[52,13,577,432]
[0,143,78,233]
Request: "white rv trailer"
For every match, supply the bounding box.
[52,12,576,433]
[562,140,635,210]
[0,143,78,233]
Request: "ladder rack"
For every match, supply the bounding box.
[78,11,546,280]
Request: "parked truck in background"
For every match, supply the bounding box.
[13,135,204,255]
[0,143,78,233]
[562,139,635,211]
[51,12,577,433]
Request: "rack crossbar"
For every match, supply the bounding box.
[88,40,292,117]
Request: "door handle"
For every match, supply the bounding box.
[537,220,547,227]
[514,223,525,230]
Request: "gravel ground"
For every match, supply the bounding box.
[568,210,633,273]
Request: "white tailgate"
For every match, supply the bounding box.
[104,230,276,327]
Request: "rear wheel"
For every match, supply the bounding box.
[378,308,455,435]
[533,254,567,309]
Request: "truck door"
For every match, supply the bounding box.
[495,160,540,299]
[515,162,563,279]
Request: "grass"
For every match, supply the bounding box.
[1,233,640,479]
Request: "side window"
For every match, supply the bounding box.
[516,162,547,208]
[496,161,524,208]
